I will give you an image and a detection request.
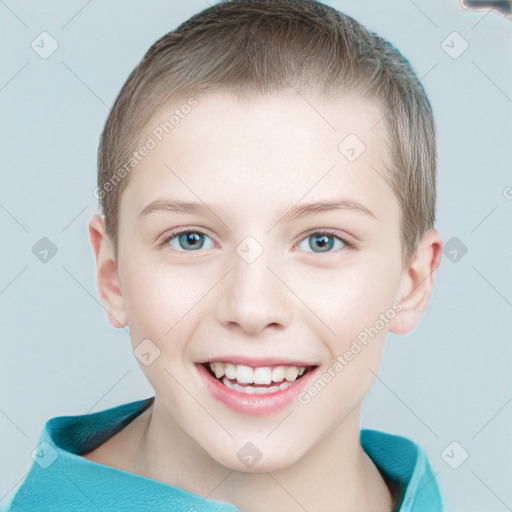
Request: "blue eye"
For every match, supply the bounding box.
[297,232,347,253]
[165,231,215,251]
[163,229,349,254]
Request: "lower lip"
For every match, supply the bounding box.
[196,363,317,416]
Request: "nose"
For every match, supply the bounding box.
[214,247,294,335]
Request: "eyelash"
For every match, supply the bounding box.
[160,227,355,254]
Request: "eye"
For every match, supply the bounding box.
[296,231,348,253]
[161,229,351,253]
[163,230,216,251]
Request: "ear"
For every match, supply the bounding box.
[88,214,128,329]
[389,229,443,336]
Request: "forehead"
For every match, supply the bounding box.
[120,91,397,228]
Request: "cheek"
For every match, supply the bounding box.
[293,258,401,431]
[294,256,401,351]
[120,259,212,353]
[120,260,216,401]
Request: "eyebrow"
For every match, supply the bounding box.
[138,198,376,224]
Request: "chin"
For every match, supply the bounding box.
[206,439,307,473]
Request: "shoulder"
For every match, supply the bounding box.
[6,398,156,511]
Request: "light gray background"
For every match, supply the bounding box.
[1,1,511,511]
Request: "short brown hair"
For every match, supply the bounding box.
[97,0,436,265]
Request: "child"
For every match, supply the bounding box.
[8,0,445,510]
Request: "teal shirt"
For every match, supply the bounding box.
[7,397,445,511]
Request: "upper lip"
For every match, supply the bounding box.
[198,356,319,367]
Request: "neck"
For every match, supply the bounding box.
[132,399,396,512]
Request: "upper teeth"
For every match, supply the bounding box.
[209,362,306,385]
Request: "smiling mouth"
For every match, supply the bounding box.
[202,362,315,395]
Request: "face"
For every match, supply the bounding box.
[114,91,407,471]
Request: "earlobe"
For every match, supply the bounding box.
[389,230,443,336]
[88,214,128,329]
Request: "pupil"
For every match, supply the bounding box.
[312,233,333,252]
[180,232,202,250]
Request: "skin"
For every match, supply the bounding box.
[87,91,442,511]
